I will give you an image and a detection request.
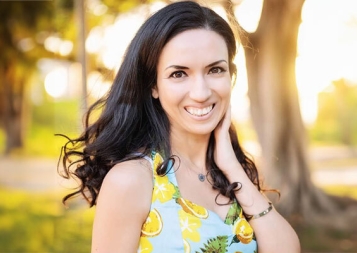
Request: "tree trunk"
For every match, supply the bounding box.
[224,0,337,219]
[0,63,25,154]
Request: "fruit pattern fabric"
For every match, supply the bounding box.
[138,152,257,253]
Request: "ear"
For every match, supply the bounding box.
[152,86,159,99]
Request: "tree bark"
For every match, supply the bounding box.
[0,63,25,154]
[224,0,337,218]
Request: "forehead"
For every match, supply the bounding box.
[158,29,228,66]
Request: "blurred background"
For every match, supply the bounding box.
[0,0,356,252]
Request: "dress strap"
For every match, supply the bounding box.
[141,154,153,165]
[130,152,153,166]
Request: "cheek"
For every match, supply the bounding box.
[157,80,186,102]
[157,87,182,110]
[218,81,232,100]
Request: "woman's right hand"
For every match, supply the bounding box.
[213,105,244,177]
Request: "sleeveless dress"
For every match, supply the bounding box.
[138,151,258,253]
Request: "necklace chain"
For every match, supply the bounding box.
[174,152,206,182]
[186,163,206,182]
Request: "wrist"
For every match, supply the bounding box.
[221,161,246,180]
[244,202,273,221]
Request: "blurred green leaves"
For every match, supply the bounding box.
[310,79,357,145]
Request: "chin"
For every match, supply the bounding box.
[186,124,218,136]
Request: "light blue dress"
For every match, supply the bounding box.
[138,151,258,253]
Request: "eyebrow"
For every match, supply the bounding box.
[164,60,227,71]
[207,60,227,67]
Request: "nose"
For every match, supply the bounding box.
[189,75,211,102]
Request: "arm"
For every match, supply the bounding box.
[91,159,153,253]
[214,106,300,253]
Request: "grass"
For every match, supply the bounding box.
[0,188,94,253]
[294,185,357,253]
[296,224,357,253]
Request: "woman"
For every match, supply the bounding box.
[60,1,300,252]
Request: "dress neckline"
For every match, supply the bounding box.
[165,160,237,223]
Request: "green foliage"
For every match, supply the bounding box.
[0,188,93,253]
[32,97,80,133]
[19,98,81,157]
[102,0,157,14]
[0,1,54,63]
[309,80,357,145]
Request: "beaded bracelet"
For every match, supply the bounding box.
[244,202,273,221]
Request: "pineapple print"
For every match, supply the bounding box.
[196,236,229,253]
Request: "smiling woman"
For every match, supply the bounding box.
[153,29,231,136]
[58,1,300,252]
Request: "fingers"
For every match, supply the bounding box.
[214,104,232,152]
[217,104,231,132]
[222,105,231,130]
[213,104,237,173]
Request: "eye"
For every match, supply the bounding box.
[169,71,187,79]
[209,67,226,74]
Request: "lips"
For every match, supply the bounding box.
[185,104,214,117]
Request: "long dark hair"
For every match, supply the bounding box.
[59,0,261,207]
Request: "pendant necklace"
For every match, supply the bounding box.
[186,163,206,182]
[189,166,206,182]
[187,163,206,182]
[174,151,206,182]
[198,173,206,182]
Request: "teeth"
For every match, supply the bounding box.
[186,105,213,116]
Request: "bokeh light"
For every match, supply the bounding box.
[44,67,68,98]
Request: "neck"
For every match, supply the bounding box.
[170,131,210,170]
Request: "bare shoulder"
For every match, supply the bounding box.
[99,158,153,207]
[104,158,152,187]
[92,158,153,252]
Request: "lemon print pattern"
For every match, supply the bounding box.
[232,218,254,244]
[137,151,257,253]
[152,152,163,175]
[183,239,190,253]
[141,208,163,237]
[152,153,176,203]
[177,198,209,219]
[138,237,153,253]
[152,174,176,203]
[179,208,202,242]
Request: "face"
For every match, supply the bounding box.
[153,29,232,137]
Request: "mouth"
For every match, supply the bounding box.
[185,104,214,117]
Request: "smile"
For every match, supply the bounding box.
[185,104,214,117]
